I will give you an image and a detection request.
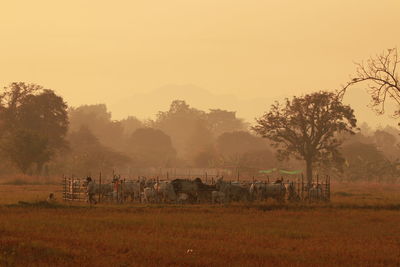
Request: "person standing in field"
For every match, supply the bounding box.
[86,176,97,204]
[113,176,123,203]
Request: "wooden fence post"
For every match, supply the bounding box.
[71,177,75,201]
[121,177,125,204]
[324,174,328,202]
[301,173,304,201]
[297,177,300,200]
[327,175,331,202]
[81,178,85,201]
[98,172,102,204]
[316,174,319,200]
[63,175,66,202]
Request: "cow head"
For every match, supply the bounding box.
[83,176,92,186]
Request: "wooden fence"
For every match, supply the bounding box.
[61,176,87,202]
[284,175,330,202]
[61,174,331,203]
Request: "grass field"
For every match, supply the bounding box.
[1,182,400,266]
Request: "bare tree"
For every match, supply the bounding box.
[340,48,400,118]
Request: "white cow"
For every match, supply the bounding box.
[249,182,265,201]
[211,191,226,204]
[154,181,177,203]
[143,187,157,203]
[249,182,286,203]
[121,181,141,202]
[176,192,190,204]
[85,178,113,204]
[215,179,250,203]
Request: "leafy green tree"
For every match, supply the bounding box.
[0,83,68,173]
[214,131,274,174]
[152,100,206,157]
[126,128,176,167]
[0,82,42,131]
[17,90,68,149]
[185,119,214,166]
[153,100,248,162]
[253,91,357,184]
[373,130,400,162]
[68,104,124,150]
[206,109,247,137]
[0,130,50,174]
[63,126,131,176]
[119,116,144,137]
[341,142,397,182]
[216,131,268,156]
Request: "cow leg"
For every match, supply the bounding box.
[89,194,97,204]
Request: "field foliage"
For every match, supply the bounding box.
[0,182,400,266]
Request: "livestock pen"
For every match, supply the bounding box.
[61,172,331,204]
[61,176,86,202]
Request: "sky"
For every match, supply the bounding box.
[0,0,399,127]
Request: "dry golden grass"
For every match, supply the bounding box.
[0,185,60,205]
[1,182,400,266]
[0,174,60,186]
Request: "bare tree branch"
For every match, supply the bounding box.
[339,48,400,119]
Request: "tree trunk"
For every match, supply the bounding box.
[306,158,313,185]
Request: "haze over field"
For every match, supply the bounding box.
[2,3,400,266]
[1,0,399,126]
[110,84,397,127]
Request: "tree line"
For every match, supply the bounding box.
[0,48,399,183]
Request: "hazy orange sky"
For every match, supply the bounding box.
[1,0,399,127]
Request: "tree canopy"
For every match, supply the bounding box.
[206,109,247,137]
[0,83,68,173]
[341,142,398,182]
[62,126,131,177]
[212,131,274,173]
[126,128,176,168]
[1,130,51,174]
[68,104,124,150]
[253,91,357,183]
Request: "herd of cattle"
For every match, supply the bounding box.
[83,176,329,204]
